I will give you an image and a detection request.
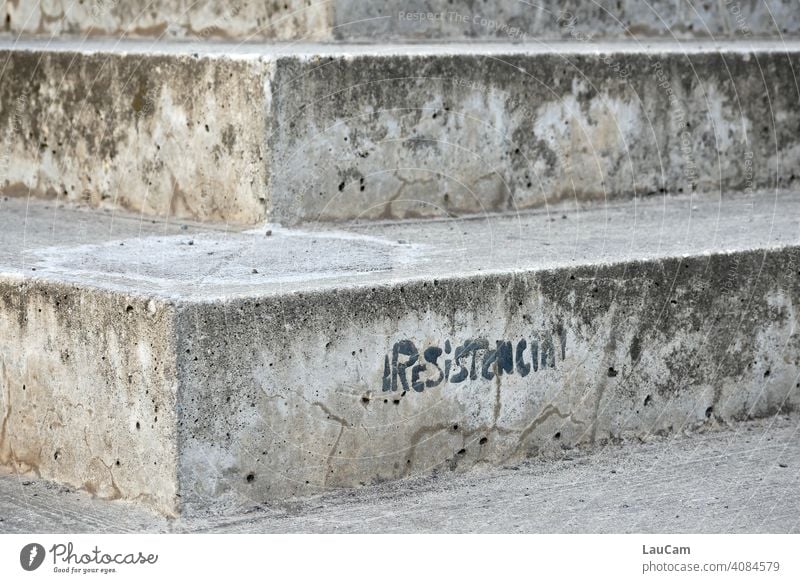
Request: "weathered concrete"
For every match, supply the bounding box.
[335,0,800,42]
[2,1,798,41]
[0,42,274,224]
[0,203,221,517]
[0,192,799,516]
[0,281,180,514]
[2,39,799,225]
[1,0,332,41]
[268,40,800,224]
[2,414,799,533]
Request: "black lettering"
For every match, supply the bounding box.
[516,339,530,377]
[382,354,392,392]
[541,336,556,369]
[423,346,445,388]
[382,329,565,391]
[410,362,426,392]
[495,341,514,375]
[450,339,488,383]
[392,340,418,391]
[443,340,452,379]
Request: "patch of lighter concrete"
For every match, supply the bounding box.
[29,229,423,291]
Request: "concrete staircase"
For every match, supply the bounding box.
[1,1,799,519]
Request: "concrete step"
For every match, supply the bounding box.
[3,1,799,42]
[2,39,799,226]
[3,413,799,532]
[1,191,798,517]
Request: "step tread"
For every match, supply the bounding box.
[2,192,798,301]
[3,38,800,58]
[2,415,798,533]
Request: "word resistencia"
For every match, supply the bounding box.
[382,330,567,393]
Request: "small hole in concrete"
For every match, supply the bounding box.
[764,369,771,378]
[392,399,400,405]
[479,437,488,445]
[553,432,561,440]
[607,366,618,377]
[135,421,141,430]
[644,395,652,407]
[115,460,121,467]
[246,473,255,483]
[361,396,370,403]
[453,424,459,430]
[705,406,714,419]
[53,451,60,460]
[126,305,133,313]
[457,448,466,456]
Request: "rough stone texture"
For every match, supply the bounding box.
[174,245,800,513]
[336,0,800,41]
[269,41,800,224]
[0,193,799,515]
[2,1,798,41]
[0,199,232,517]
[2,413,799,532]
[0,43,273,223]
[0,282,180,516]
[2,40,799,225]
[1,0,332,41]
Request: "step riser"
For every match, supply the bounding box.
[0,282,180,516]
[270,49,800,224]
[3,1,799,41]
[338,1,800,41]
[174,248,800,512]
[3,45,799,225]
[2,1,332,41]
[0,50,272,224]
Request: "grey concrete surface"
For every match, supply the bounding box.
[1,0,332,41]
[2,189,798,300]
[1,192,799,516]
[2,39,800,224]
[2,1,798,41]
[2,414,799,533]
[334,1,800,42]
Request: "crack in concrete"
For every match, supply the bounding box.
[403,423,452,477]
[380,173,436,220]
[312,402,349,485]
[513,404,587,457]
